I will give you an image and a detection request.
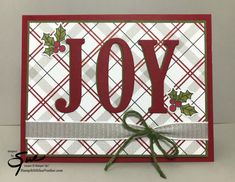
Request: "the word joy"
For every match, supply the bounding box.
[55,38,179,114]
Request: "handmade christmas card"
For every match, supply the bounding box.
[21,15,213,178]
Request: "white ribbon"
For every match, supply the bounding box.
[26,121,208,141]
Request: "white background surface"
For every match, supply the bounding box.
[0,0,235,181]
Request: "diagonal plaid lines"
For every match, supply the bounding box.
[28,85,64,120]
[78,140,98,155]
[26,21,208,156]
[27,74,69,121]
[175,57,205,90]
[47,140,67,155]
[28,34,43,62]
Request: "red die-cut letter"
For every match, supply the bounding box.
[97,38,134,113]
[55,39,85,113]
[138,40,179,113]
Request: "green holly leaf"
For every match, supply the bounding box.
[180,104,197,116]
[55,25,66,42]
[43,47,54,56]
[42,33,55,47]
[177,90,193,102]
[169,89,177,100]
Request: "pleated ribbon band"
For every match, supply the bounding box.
[26,121,208,141]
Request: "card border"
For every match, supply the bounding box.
[21,14,213,163]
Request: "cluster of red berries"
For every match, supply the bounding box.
[169,99,182,112]
[54,41,65,53]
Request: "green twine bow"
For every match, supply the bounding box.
[104,110,179,179]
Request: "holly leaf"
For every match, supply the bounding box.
[177,90,193,102]
[169,89,177,100]
[43,47,54,56]
[55,25,66,42]
[42,33,55,47]
[180,104,197,116]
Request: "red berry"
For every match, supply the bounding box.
[54,47,59,53]
[170,99,176,104]
[54,41,60,48]
[169,105,176,112]
[59,45,66,52]
[175,101,182,107]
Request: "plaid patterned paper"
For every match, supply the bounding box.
[22,15,212,159]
